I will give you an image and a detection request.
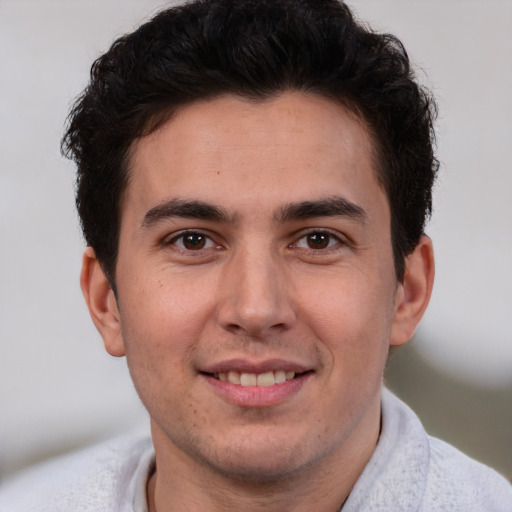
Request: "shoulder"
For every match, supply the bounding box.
[345,390,512,512]
[0,433,153,512]
[383,389,512,511]
[422,435,512,512]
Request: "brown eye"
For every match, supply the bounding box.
[293,231,342,251]
[169,231,217,251]
[306,233,330,249]
[182,233,207,250]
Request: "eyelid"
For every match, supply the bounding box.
[164,229,221,251]
[291,228,349,251]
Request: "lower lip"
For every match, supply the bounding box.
[203,373,311,408]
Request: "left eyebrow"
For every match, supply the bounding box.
[275,196,368,224]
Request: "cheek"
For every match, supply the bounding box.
[118,301,195,417]
[294,270,395,365]
[298,270,392,330]
[119,268,219,350]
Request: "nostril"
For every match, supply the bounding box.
[223,322,289,339]
[225,323,242,333]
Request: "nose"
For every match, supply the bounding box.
[216,246,296,337]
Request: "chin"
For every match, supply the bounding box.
[196,433,322,484]
[207,454,306,484]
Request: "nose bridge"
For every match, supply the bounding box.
[217,241,294,336]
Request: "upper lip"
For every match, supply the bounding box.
[200,358,311,375]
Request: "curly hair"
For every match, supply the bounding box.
[62,0,438,285]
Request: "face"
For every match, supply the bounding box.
[84,92,431,483]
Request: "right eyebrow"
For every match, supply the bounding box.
[141,198,233,228]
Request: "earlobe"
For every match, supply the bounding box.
[80,247,126,357]
[390,235,435,346]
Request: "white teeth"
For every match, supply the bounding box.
[215,370,297,386]
[227,371,241,385]
[256,372,275,387]
[274,370,286,384]
[240,373,257,386]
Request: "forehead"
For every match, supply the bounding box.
[125,92,385,221]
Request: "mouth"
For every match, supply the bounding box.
[201,364,313,407]
[211,370,300,387]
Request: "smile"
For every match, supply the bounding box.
[203,365,312,407]
[214,370,296,387]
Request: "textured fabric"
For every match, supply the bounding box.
[1,390,511,511]
[0,435,154,512]
[342,389,512,511]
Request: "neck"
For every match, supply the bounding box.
[147,461,361,512]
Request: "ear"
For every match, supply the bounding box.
[390,235,435,346]
[80,247,125,357]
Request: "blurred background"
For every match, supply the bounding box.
[1,0,511,481]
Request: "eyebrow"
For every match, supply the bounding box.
[141,195,367,228]
[141,198,232,227]
[276,196,367,223]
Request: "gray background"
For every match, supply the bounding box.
[1,0,511,481]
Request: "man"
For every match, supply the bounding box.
[1,0,511,510]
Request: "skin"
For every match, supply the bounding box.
[82,92,434,511]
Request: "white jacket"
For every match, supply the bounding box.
[1,390,511,511]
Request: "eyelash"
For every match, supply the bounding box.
[291,230,346,252]
[165,230,220,253]
[165,229,345,254]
